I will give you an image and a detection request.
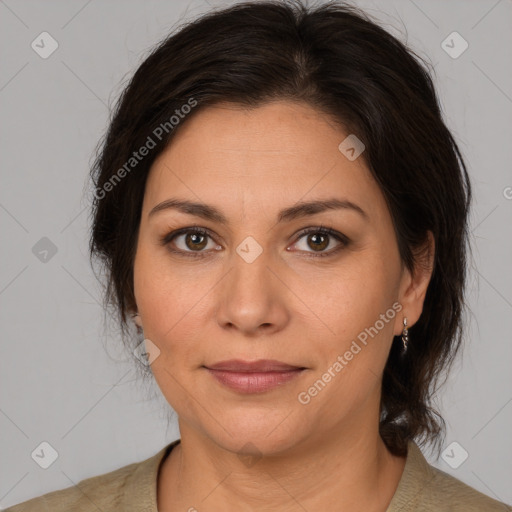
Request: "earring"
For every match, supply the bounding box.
[402,317,409,352]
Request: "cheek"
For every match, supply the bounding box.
[135,242,191,321]
[296,268,400,422]
[133,245,216,364]
[311,257,398,336]
[303,256,401,403]
[133,249,206,414]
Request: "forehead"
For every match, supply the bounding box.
[143,100,385,221]
[163,100,346,159]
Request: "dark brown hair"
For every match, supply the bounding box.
[89,0,472,457]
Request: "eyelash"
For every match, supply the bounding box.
[159,225,349,259]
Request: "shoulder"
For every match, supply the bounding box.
[388,440,511,512]
[4,463,135,512]
[3,442,177,512]
[424,464,510,511]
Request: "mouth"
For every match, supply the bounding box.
[203,359,307,393]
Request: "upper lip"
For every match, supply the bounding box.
[205,359,305,372]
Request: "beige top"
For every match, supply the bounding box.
[5,439,510,511]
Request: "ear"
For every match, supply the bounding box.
[394,231,435,335]
[129,310,143,329]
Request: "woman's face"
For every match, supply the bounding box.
[133,100,428,455]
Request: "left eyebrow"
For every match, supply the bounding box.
[276,198,368,223]
[147,197,368,224]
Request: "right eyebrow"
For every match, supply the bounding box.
[148,198,229,224]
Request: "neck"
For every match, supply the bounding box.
[157,420,407,512]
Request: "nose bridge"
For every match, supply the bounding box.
[228,240,274,308]
[216,239,289,334]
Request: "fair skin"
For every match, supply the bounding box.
[132,100,434,512]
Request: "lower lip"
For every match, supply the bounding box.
[205,368,305,393]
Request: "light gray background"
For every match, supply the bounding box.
[1,0,511,508]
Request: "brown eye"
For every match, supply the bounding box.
[290,227,348,257]
[185,232,208,251]
[306,232,329,251]
[161,227,222,256]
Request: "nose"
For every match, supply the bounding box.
[216,248,291,337]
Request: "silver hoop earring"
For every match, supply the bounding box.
[402,317,409,352]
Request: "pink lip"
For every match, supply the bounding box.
[204,359,306,393]
[206,359,303,372]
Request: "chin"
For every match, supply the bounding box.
[199,411,308,457]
